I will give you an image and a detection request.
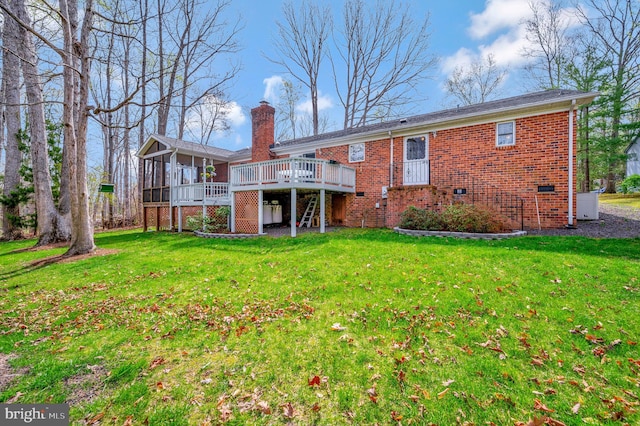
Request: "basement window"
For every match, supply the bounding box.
[496,121,515,147]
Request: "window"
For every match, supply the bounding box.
[496,121,515,147]
[628,153,638,161]
[349,143,365,163]
[405,136,426,160]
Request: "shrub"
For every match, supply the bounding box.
[399,204,505,233]
[620,174,640,194]
[186,209,229,233]
[399,206,444,231]
[440,204,504,233]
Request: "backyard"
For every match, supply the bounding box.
[0,227,638,425]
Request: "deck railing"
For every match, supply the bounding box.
[230,158,356,191]
[173,182,229,204]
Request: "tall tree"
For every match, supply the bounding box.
[59,0,95,254]
[576,0,640,192]
[563,39,609,192]
[1,1,24,240]
[270,0,332,136]
[445,54,506,106]
[155,0,241,137]
[1,0,71,245]
[275,79,302,142]
[523,0,575,90]
[333,0,437,128]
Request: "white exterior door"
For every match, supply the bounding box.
[404,135,429,185]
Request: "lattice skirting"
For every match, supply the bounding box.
[144,206,171,231]
[234,191,259,234]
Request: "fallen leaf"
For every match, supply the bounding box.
[545,417,567,426]
[525,416,546,426]
[571,402,580,414]
[442,379,455,387]
[149,356,165,370]
[391,410,403,421]
[123,416,133,426]
[156,381,164,390]
[7,392,24,404]
[437,388,450,399]
[331,323,346,331]
[282,402,295,419]
[86,412,105,425]
[257,401,271,415]
[311,402,321,412]
[308,375,321,387]
[533,399,554,413]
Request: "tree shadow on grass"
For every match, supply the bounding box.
[0,248,119,288]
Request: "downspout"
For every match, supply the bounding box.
[169,149,177,230]
[389,131,394,188]
[568,100,576,228]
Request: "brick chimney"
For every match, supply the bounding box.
[251,101,275,162]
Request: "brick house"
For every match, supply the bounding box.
[137,89,597,236]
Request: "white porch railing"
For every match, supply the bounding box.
[173,182,230,204]
[230,158,356,192]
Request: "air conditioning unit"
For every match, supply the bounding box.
[577,193,599,220]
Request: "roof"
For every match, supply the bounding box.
[625,136,639,154]
[137,134,251,161]
[272,89,598,153]
[137,89,598,160]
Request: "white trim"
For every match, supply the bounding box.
[496,121,516,147]
[142,149,173,159]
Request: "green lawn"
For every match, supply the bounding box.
[599,193,640,209]
[1,229,639,425]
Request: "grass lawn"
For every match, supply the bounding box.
[599,193,640,209]
[0,229,639,425]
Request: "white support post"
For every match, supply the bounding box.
[320,189,326,234]
[178,206,183,232]
[291,188,297,238]
[230,191,236,233]
[258,189,264,234]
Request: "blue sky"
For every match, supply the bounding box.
[186,0,582,151]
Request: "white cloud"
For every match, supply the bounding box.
[296,91,333,115]
[263,75,284,103]
[442,0,581,82]
[468,0,533,39]
[183,97,247,144]
[441,47,476,75]
[225,101,247,127]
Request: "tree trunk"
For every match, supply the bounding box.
[14,0,70,244]
[1,4,24,240]
[60,0,95,255]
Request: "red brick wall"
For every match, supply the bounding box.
[251,102,275,162]
[313,111,575,230]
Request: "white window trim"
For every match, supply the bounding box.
[496,121,516,147]
[349,143,365,163]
